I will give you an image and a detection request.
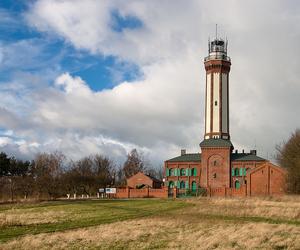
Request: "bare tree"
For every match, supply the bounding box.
[32,152,66,199]
[277,129,300,194]
[123,149,144,178]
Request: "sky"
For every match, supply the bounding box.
[0,0,299,166]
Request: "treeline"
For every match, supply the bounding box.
[0,149,162,201]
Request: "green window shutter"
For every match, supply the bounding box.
[239,168,243,176]
[193,168,197,176]
[175,169,178,176]
[176,181,180,188]
[244,168,247,176]
[166,168,169,177]
[186,169,189,176]
[185,180,189,189]
[232,168,235,176]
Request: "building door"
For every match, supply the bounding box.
[168,181,174,198]
[235,180,240,189]
[191,181,197,192]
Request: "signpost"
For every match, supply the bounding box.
[105,188,116,194]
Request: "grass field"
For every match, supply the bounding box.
[0,197,299,249]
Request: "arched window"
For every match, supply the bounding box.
[169,181,174,188]
[191,181,197,191]
[180,168,185,176]
[235,180,240,189]
[234,168,239,176]
[191,168,197,176]
[170,169,174,176]
[180,181,185,189]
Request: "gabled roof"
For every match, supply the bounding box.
[166,153,201,162]
[231,153,266,162]
[127,172,163,183]
[200,138,233,148]
[145,173,163,183]
[165,152,266,163]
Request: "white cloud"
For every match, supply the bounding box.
[1,0,300,164]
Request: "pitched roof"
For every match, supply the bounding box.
[145,174,163,183]
[165,152,266,163]
[166,153,201,162]
[200,138,233,148]
[231,153,266,162]
[127,172,162,183]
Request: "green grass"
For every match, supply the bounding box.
[0,199,189,243]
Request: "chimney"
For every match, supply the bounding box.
[242,149,244,153]
[235,149,238,154]
[181,149,186,156]
[250,150,257,155]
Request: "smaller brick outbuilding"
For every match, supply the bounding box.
[127,172,163,189]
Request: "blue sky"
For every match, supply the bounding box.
[0,1,142,91]
[0,0,299,164]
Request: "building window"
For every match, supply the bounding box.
[170,169,175,176]
[234,168,239,176]
[215,101,218,106]
[213,173,217,178]
[213,160,217,166]
[191,168,197,176]
[169,181,174,188]
[180,181,185,189]
[180,168,186,176]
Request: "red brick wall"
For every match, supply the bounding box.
[201,147,231,188]
[129,188,149,198]
[115,187,168,199]
[247,163,286,196]
[115,188,130,199]
[164,162,201,189]
[270,167,286,195]
[127,172,154,188]
[208,186,247,198]
[231,161,265,188]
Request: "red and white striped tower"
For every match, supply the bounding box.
[204,37,231,140]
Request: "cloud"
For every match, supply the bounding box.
[0,0,300,164]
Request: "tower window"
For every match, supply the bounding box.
[215,101,218,106]
[213,173,217,178]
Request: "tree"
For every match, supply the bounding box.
[93,154,115,187]
[32,152,66,199]
[123,149,144,178]
[0,152,10,176]
[277,129,300,194]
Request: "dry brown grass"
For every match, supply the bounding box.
[1,196,300,249]
[2,215,299,250]
[186,196,300,221]
[0,209,69,226]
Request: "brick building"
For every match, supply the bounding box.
[164,36,286,196]
[127,172,163,189]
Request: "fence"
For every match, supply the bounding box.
[115,187,168,199]
[208,186,247,198]
[115,185,263,199]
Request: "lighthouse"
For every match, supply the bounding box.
[204,36,231,140]
[164,31,286,196]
